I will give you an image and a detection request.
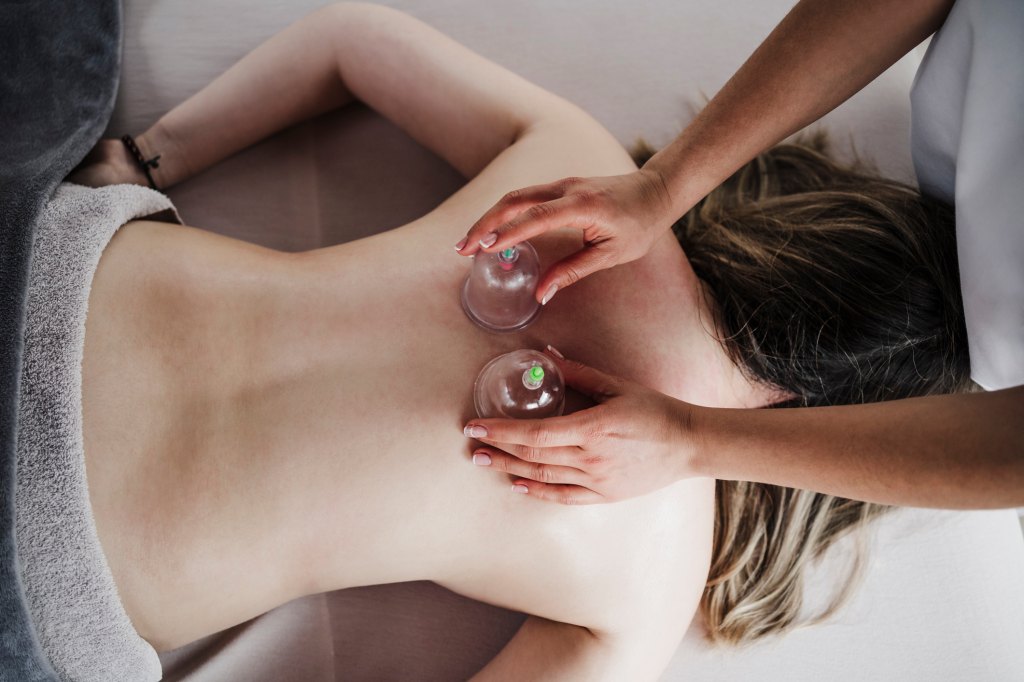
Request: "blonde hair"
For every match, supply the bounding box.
[637,133,971,644]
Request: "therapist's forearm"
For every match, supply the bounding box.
[645,0,954,216]
[694,386,1024,509]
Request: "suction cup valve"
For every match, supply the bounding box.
[473,349,565,420]
[461,242,541,332]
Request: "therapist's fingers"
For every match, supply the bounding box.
[533,244,617,304]
[462,353,623,448]
[508,480,605,505]
[457,180,575,255]
[481,196,591,254]
[546,351,623,402]
[465,412,589,449]
[474,440,584,466]
[471,447,588,485]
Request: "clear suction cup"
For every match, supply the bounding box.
[473,349,565,419]
[461,242,541,332]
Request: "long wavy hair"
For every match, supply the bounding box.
[636,133,971,644]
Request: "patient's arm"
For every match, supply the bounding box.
[134,2,586,188]
[473,617,690,681]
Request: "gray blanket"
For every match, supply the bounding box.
[17,183,178,681]
[0,1,122,679]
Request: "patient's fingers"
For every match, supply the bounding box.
[458,180,572,255]
[471,447,588,485]
[507,481,604,505]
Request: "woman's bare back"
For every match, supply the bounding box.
[82,167,722,675]
[76,4,769,677]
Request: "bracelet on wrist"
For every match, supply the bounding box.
[121,134,162,190]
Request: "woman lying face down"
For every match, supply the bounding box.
[73,4,969,678]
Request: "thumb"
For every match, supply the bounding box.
[535,245,617,305]
[544,347,622,402]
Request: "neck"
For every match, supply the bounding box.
[613,231,773,410]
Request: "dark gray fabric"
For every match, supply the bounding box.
[0,1,122,679]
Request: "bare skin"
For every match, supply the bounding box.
[77,4,772,678]
[451,0,1024,510]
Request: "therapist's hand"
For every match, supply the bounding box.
[463,347,701,504]
[455,169,675,305]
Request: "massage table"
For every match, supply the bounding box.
[108,1,1024,679]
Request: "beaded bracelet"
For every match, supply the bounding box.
[120,134,162,190]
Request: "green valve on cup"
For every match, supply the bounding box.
[474,350,566,419]
[498,246,519,264]
[523,364,545,389]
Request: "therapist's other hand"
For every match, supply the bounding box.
[464,348,698,504]
[455,169,674,305]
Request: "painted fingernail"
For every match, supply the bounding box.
[512,484,529,494]
[472,453,492,466]
[478,232,498,248]
[541,284,558,305]
[545,344,564,359]
[464,424,488,438]
[454,237,468,251]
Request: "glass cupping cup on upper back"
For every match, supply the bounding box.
[461,243,541,332]
[473,349,565,420]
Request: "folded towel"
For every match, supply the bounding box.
[16,183,180,682]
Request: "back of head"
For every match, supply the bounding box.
[678,134,969,407]
[649,134,971,644]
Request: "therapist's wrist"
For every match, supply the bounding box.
[642,149,721,227]
[642,152,690,220]
[671,401,717,480]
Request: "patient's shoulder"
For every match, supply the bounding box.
[422,111,635,234]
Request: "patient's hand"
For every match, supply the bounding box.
[464,346,699,504]
[67,138,148,188]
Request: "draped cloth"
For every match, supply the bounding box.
[0,1,123,679]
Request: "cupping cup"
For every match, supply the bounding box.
[473,349,565,419]
[461,243,541,332]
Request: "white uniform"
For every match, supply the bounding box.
[910,0,1024,391]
